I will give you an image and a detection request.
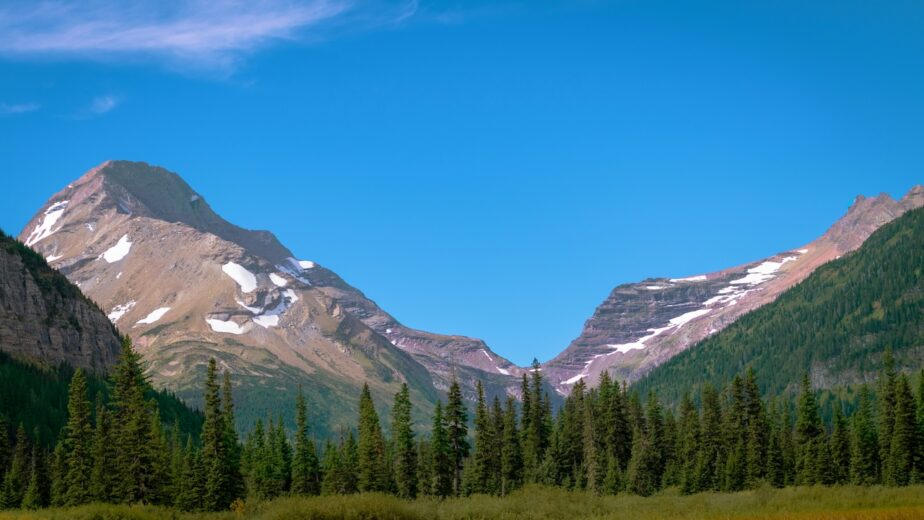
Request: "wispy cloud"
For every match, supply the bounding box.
[0,102,41,115]
[88,95,119,114]
[0,1,417,71]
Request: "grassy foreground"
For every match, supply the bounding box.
[3,485,924,520]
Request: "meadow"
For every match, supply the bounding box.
[3,485,924,520]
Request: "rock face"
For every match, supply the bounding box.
[544,186,924,394]
[19,160,523,431]
[0,231,121,372]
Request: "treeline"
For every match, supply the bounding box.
[261,355,924,501]
[3,351,924,512]
[0,350,202,450]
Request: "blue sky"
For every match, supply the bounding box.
[0,0,922,365]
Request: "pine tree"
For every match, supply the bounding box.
[625,424,656,496]
[444,378,470,495]
[176,437,205,511]
[89,398,114,502]
[144,404,170,504]
[878,349,898,484]
[0,415,8,478]
[20,439,48,510]
[677,393,700,494]
[221,371,244,503]
[291,387,320,496]
[200,358,227,509]
[848,387,879,484]
[696,384,722,491]
[391,383,417,498]
[500,396,522,495]
[320,439,340,495]
[795,373,822,485]
[357,383,389,492]
[64,369,93,506]
[267,416,292,496]
[168,421,185,505]
[470,381,494,495]
[490,396,506,493]
[830,405,851,484]
[415,439,434,496]
[48,439,66,507]
[888,374,917,486]
[743,368,767,487]
[244,419,269,499]
[766,403,785,488]
[111,337,158,504]
[342,431,359,494]
[0,425,28,509]
[431,401,452,497]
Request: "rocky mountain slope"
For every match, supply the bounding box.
[20,160,523,431]
[545,186,924,394]
[0,229,121,371]
[636,203,924,404]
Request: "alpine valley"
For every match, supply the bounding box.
[13,160,924,432]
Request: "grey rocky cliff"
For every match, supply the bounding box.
[0,233,121,371]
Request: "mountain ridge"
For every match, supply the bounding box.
[543,183,924,393]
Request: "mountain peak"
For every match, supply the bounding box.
[902,184,924,206]
[62,160,294,263]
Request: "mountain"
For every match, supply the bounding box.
[0,229,121,371]
[19,160,523,432]
[635,203,924,404]
[544,186,924,394]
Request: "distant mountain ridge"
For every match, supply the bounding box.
[20,160,524,432]
[544,185,924,394]
[635,202,924,404]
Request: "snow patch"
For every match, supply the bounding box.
[102,235,132,263]
[269,273,288,287]
[136,307,170,325]
[798,248,809,254]
[277,258,312,285]
[606,308,711,354]
[206,318,250,335]
[645,285,669,290]
[299,260,316,269]
[25,200,69,247]
[730,256,797,286]
[116,272,122,279]
[385,328,393,334]
[669,308,711,327]
[670,275,707,283]
[480,349,511,375]
[222,262,257,293]
[563,373,585,385]
[45,254,62,262]
[107,301,136,323]
[283,289,299,303]
[190,194,200,202]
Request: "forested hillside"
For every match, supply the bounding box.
[636,205,924,405]
[0,349,202,448]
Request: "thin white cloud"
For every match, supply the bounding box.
[88,95,119,114]
[0,0,415,70]
[0,102,41,115]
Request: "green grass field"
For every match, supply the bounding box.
[3,485,923,520]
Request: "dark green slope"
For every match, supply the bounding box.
[635,205,924,405]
